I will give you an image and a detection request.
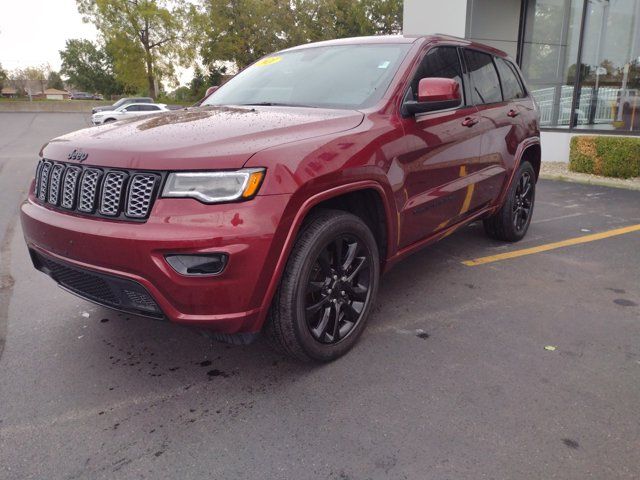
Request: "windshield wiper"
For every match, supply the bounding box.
[240,102,317,108]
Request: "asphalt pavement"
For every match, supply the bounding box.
[0,113,639,480]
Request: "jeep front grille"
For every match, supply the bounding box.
[78,168,102,213]
[47,163,65,205]
[61,166,81,209]
[33,159,162,221]
[126,174,157,218]
[100,171,128,216]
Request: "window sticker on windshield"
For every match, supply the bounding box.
[255,56,282,67]
[378,61,390,69]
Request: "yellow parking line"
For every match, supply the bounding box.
[463,224,640,266]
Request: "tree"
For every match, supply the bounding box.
[193,0,403,70]
[0,63,6,90]
[9,66,49,97]
[60,39,121,95]
[189,65,207,99]
[194,0,291,70]
[77,0,192,98]
[47,70,65,91]
[23,66,48,93]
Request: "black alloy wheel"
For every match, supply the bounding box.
[304,234,372,344]
[265,210,380,362]
[512,170,533,233]
[483,160,536,242]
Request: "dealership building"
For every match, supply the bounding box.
[403,0,640,162]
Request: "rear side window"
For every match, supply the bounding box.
[464,50,502,104]
[495,58,525,100]
[409,47,464,104]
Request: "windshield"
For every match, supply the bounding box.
[112,99,127,108]
[203,44,411,110]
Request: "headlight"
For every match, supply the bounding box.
[162,168,265,203]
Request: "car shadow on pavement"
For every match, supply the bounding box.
[41,220,496,416]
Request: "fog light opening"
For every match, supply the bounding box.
[165,253,228,276]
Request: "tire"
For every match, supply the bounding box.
[265,209,380,362]
[483,161,536,242]
[103,118,116,124]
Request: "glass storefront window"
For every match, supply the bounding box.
[521,0,640,132]
[576,0,640,131]
[520,0,583,128]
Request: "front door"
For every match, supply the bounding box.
[395,46,483,248]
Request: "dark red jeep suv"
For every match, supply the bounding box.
[21,35,540,361]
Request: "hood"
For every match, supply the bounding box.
[92,106,115,113]
[44,106,364,170]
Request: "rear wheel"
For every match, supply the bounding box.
[483,161,536,242]
[265,210,380,362]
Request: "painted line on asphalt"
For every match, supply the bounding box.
[462,224,640,267]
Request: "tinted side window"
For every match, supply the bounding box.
[464,50,502,104]
[125,105,140,111]
[409,47,464,104]
[140,105,158,111]
[495,58,525,100]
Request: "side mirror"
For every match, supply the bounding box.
[403,77,462,116]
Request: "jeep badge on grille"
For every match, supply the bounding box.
[67,149,88,162]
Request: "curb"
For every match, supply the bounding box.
[540,173,640,191]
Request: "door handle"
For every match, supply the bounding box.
[507,109,520,118]
[461,117,479,127]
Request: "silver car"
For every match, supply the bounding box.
[91,103,169,125]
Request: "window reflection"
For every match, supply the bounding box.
[521,0,640,132]
[520,0,583,128]
[577,0,640,131]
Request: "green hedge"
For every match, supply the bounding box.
[569,135,640,179]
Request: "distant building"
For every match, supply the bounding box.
[1,87,18,98]
[44,88,70,100]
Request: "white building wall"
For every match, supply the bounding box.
[402,0,469,37]
[466,0,520,58]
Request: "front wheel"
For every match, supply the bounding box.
[265,210,380,362]
[483,161,536,242]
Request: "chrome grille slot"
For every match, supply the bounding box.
[126,174,157,218]
[34,161,44,195]
[99,171,127,216]
[47,164,65,205]
[61,166,81,209]
[78,168,102,213]
[38,161,52,201]
[33,159,160,221]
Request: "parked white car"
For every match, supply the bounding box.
[91,103,169,125]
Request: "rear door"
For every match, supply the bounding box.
[494,56,536,160]
[396,45,483,247]
[462,50,523,209]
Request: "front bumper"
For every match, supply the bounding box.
[21,192,292,333]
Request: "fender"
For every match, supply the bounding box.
[252,180,396,329]
[491,136,541,213]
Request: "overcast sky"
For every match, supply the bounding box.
[0,0,98,71]
[0,0,192,87]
